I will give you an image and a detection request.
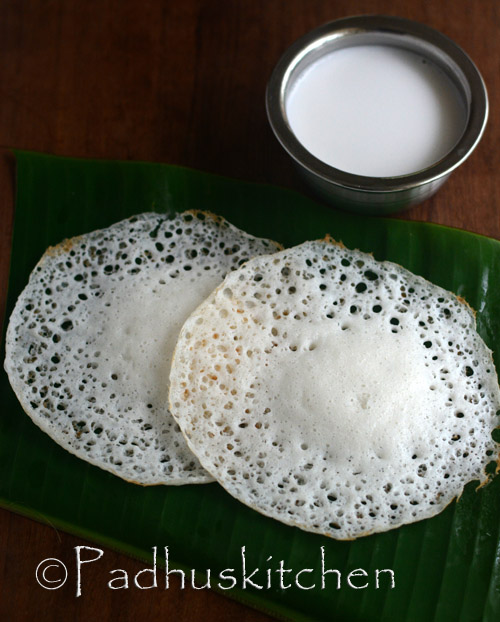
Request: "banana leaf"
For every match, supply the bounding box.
[2,150,500,621]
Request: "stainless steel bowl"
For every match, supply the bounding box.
[266,15,488,215]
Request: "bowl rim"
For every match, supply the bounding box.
[266,15,488,193]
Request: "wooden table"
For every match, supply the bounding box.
[0,1,498,620]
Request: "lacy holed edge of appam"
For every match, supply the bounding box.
[169,239,500,539]
[4,211,281,485]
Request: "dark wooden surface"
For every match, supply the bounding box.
[0,1,499,621]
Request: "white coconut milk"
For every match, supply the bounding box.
[285,45,467,177]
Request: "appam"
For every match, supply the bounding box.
[4,211,280,485]
[169,239,500,538]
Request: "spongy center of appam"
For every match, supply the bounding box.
[93,270,222,410]
[256,319,440,462]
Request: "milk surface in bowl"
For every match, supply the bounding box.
[285,44,467,178]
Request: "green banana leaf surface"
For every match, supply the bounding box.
[2,151,500,621]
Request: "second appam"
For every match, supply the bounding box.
[169,240,500,538]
